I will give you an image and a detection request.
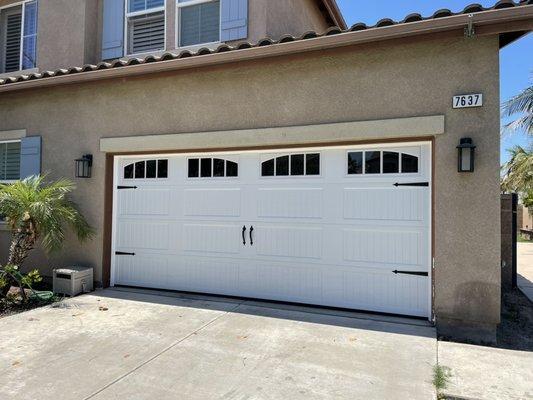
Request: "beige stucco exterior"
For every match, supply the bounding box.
[264,0,330,40]
[37,0,99,70]
[0,33,502,340]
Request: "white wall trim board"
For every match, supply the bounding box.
[0,129,26,141]
[100,115,445,153]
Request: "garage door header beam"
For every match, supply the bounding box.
[100,115,445,154]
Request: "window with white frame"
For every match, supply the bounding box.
[177,0,220,48]
[0,141,21,181]
[0,0,38,74]
[126,0,166,55]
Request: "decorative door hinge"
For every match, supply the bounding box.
[117,186,138,190]
[393,270,429,277]
[115,251,135,256]
[393,182,429,187]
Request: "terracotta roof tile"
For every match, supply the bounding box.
[0,0,531,87]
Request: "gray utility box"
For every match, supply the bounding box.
[53,266,93,297]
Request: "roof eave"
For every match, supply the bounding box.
[0,5,531,94]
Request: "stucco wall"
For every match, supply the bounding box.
[0,34,501,338]
[36,0,98,71]
[266,0,331,39]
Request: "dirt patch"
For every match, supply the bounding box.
[497,289,533,351]
[0,283,59,319]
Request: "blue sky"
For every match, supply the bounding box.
[336,0,532,164]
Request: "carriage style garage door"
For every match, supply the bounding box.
[111,143,432,318]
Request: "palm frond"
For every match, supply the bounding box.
[0,175,95,253]
[501,85,533,136]
[502,86,533,117]
[501,145,533,193]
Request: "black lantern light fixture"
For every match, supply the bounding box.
[457,138,476,173]
[75,154,93,178]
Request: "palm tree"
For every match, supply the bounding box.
[501,83,533,206]
[501,145,533,194]
[501,84,532,136]
[0,176,94,296]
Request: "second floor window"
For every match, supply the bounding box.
[126,0,165,55]
[177,0,220,48]
[0,0,38,74]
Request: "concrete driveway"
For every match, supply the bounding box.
[0,288,436,400]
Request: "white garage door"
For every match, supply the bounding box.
[111,143,432,318]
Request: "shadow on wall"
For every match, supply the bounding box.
[452,281,500,323]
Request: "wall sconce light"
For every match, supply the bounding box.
[75,154,93,178]
[457,138,476,173]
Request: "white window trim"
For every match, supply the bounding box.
[124,0,167,57]
[175,0,221,50]
[0,139,21,184]
[0,0,37,73]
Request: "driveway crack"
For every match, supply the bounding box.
[83,301,245,400]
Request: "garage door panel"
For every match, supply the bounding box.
[255,226,323,259]
[339,270,428,316]
[166,257,238,294]
[184,188,241,217]
[115,255,168,288]
[117,221,170,250]
[343,229,423,266]
[343,188,427,222]
[119,189,171,216]
[258,188,323,219]
[114,144,431,319]
[183,224,241,254]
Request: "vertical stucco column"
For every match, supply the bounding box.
[434,36,501,343]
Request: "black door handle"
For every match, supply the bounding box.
[249,226,254,246]
[242,226,247,245]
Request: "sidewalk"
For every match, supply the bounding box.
[439,340,533,400]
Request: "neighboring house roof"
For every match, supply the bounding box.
[0,0,531,93]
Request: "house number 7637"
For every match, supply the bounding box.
[453,94,483,109]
